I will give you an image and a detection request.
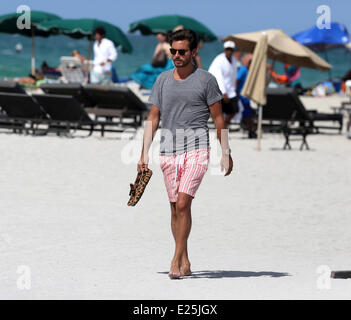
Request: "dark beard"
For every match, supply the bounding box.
[173,57,192,68]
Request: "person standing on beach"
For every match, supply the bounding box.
[138,29,233,279]
[208,41,239,128]
[91,26,117,84]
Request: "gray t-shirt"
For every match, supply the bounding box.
[148,67,223,155]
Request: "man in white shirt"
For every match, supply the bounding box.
[91,26,118,84]
[208,40,239,128]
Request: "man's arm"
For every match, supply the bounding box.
[108,42,118,62]
[209,101,233,176]
[100,41,118,66]
[209,62,228,102]
[138,105,160,172]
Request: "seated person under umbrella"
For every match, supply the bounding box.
[268,63,304,93]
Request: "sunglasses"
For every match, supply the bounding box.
[170,48,189,56]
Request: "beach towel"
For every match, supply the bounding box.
[131,59,174,90]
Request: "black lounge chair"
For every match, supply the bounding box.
[0,81,27,117]
[32,94,131,136]
[82,84,148,126]
[0,81,27,94]
[33,93,94,136]
[291,93,343,133]
[39,83,93,108]
[265,88,343,132]
[0,92,46,119]
[262,88,313,150]
[0,92,47,133]
[33,94,91,122]
[0,80,26,117]
[262,88,343,150]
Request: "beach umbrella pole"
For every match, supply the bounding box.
[31,27,35,75]
[324,50,332,80]
[256,105,263,151]
[88,35,93,60]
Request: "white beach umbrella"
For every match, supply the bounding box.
[223,29,332,71]
[241,32,268,151]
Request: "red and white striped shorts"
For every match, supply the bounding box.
[159,148,210,203]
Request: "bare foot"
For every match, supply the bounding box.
[168,261,181,279]
[180,262,192,276]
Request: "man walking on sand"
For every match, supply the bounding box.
[138,29,233,279]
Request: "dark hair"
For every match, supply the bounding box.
[165,30,173,43]
[169,29,198,51]
[94,26,106,36]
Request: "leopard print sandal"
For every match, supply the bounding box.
[127,169,153,206]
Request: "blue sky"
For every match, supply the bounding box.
[1,0,350,37]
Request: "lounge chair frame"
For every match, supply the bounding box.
[0,92,137,137]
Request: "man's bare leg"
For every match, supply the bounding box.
[169,193,193,278]
[170,201,192,276]
[170,202,177,240]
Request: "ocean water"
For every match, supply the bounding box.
[1,33,351,88]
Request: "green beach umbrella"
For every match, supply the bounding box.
[37,18,133,55]
[129,14,217,42]
[0,10,61,74]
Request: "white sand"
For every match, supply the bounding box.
[1,97,351,299]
